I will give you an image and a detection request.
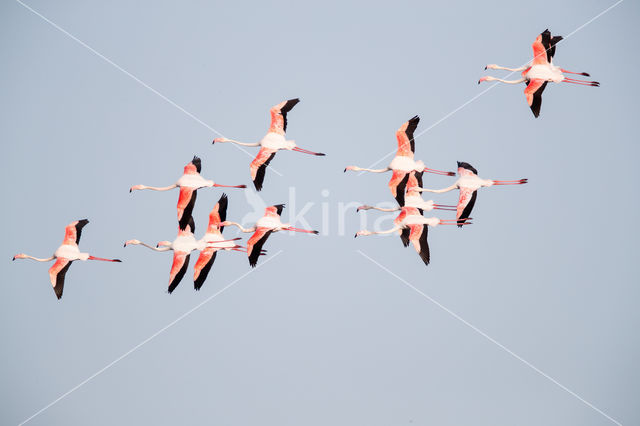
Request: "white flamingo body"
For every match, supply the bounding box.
[260,132,295,151]
[526,64,564,82]
[403,215,442,227]
[389,155,425,173]
[456,175,494,191]
[54,244,89,261]
[200,232,237,250]
[176,173,214,189]
[256,215,285,229]
[404,194,436,211]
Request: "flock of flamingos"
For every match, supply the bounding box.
[12,30,598,299]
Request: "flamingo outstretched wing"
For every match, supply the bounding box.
[177,187,197,230]
[250,148,277,191]
[62,219,89,246]
[409,224,430,266]
[270,98,300,134]
[49,258,72,300]
[396,115,419,157]
[540,29,563,62]
[247,227,273,268]
[193,248,217,291]
[457,188,477,227]
[208,193,228,233]
[524,79,548,118]
[531,34,549,66]
[400,227,410,247]
[168,251,190,294]
[389,170,409,204]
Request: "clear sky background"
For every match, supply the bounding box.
[1,0,638,425]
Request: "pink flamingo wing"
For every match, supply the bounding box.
[395,116,419,157]
[49,258,71,300]
[247,227,272,268]
[193,248,217,291]
[250,148,277,191]
[531,35,549,66]
[524,79,548,118]
[168,251,190,294]
[177,187,197,230]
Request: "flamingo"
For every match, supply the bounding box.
[192,193,242,290]
[12,219,121,300]
[221,204,319,267]
[213,99,325,191]
[124,217,247,293]
[357,172,457,213]
[129,156,246,230]
[416,162,527,227]
[355,207,467,266]
[344,116,455,204]
[479,29,599,117]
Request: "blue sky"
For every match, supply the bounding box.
[1,1,638,425]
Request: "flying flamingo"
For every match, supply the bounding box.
[344,116,455,204]
[12,219,121,299]
[355,207,467,266]
[221,204,319,267]
[213,99,325,191]
[124,217,247,293]
[416,162,527,227]
[479,29,599,117]
[129,156,246,230]
[192,193,242,290]
[357,172,457,214]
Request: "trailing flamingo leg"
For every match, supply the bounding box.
[88,255,122,262]
[493,179,527,183]
[492,179,528,185]
[292,147,326,156]
[286,227,319,234]
[214,183,247,188]
[564,77,599,85]
[433,203,456,208]
[560,69,590,77]
[424,167,456,176]
[562,80,599,87]
[434,206,457,211]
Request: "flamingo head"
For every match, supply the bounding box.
[356,205,372,212]
[213,137,229,144]
[354,230,372,238]
[123,239,140,247]
[478,76,494,84]
[344,166,356,172]
[156,241,171,248]
[484,64,499,70]
[129,185,144,192]
[12,253,26,261]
